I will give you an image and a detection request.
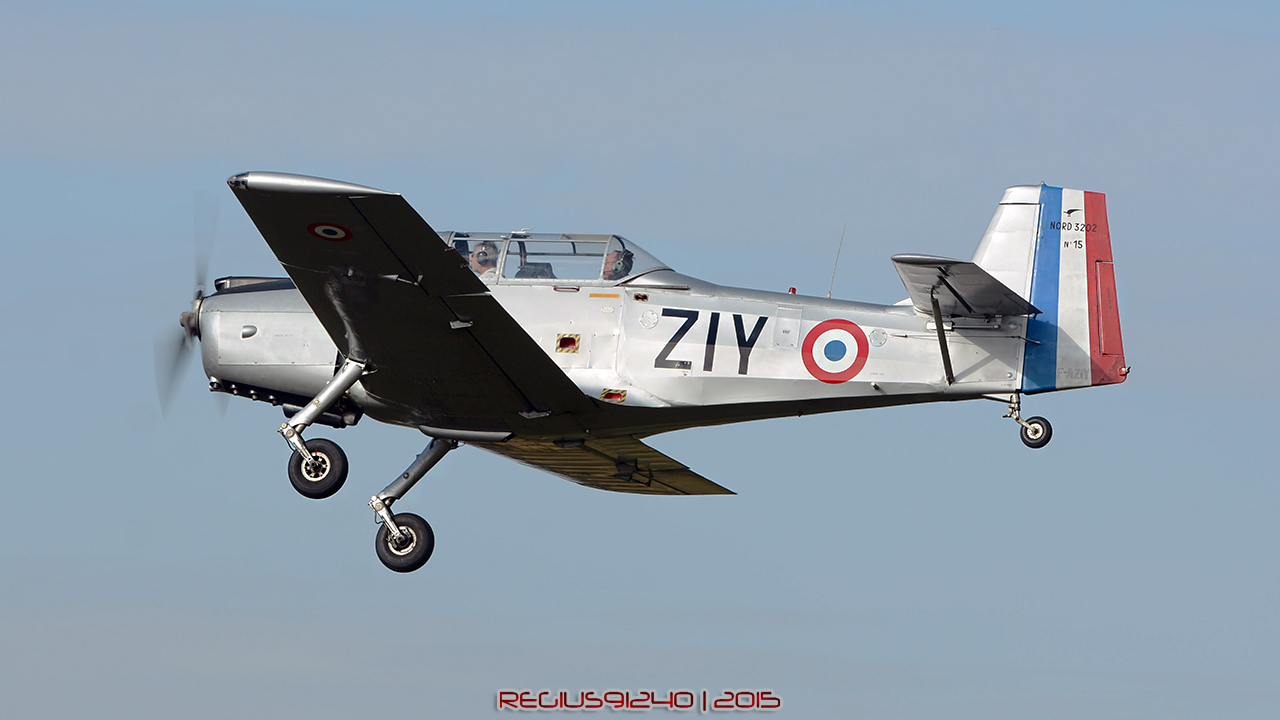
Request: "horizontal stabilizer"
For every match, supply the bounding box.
[892,254,1040,318]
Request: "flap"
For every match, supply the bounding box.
[477,435,734,496]
[892,254,1040,317]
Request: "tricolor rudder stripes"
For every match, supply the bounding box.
[1022,185,1126,393]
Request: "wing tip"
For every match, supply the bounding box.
[891,253,962,266]
[227,171,395,196]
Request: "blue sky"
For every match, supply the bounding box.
[1,2,1278,718]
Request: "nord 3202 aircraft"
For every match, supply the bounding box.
[160,172,1128,572]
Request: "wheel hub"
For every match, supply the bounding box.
[303,453,330,481]
[387,526,417,555]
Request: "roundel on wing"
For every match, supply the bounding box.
[801,319,870,384]
[308,222,352,241]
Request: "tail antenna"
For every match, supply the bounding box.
[827,222,847,299]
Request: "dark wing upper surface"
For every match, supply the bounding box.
[228,172,596,428]
[477,435,734,496]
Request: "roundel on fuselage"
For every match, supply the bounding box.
[801,319,869,384]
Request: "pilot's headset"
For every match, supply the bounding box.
[472,242,498,267]
[609,239,634,277]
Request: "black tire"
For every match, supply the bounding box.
[1020,416,1053,449]
[287,438,349,499]
[375,512,435,573]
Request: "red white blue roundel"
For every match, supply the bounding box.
[802,319,869,384]
[308,222,352,241]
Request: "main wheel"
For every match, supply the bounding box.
[1019,416,1053,449]
[375,512,435,573]
[287,438,349,499]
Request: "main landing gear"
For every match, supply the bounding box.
[279,358,365,497]
[368,437,456,573]
[1003,395,1052,449]
[278,358,456,572]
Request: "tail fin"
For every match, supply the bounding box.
[971,185,1127,393]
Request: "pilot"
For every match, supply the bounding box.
[469,241,499,280]
[603,248,634,281]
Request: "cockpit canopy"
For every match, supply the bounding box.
[442,231,668,284]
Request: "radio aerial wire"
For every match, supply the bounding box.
[827,222,847,299]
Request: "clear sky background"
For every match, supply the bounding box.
[1,1,1277,717]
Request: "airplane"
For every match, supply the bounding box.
[158,172,1128,573]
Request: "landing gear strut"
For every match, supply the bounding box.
[1004,395,1053,449]
[278,358,365,498]
[368,437,457,573]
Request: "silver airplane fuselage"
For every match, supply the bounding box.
[198,266,1019,438]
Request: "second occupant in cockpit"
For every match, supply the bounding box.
[603,247,633,281]
[469,241,499,280]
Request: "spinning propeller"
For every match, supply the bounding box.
[154,190,227,417]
